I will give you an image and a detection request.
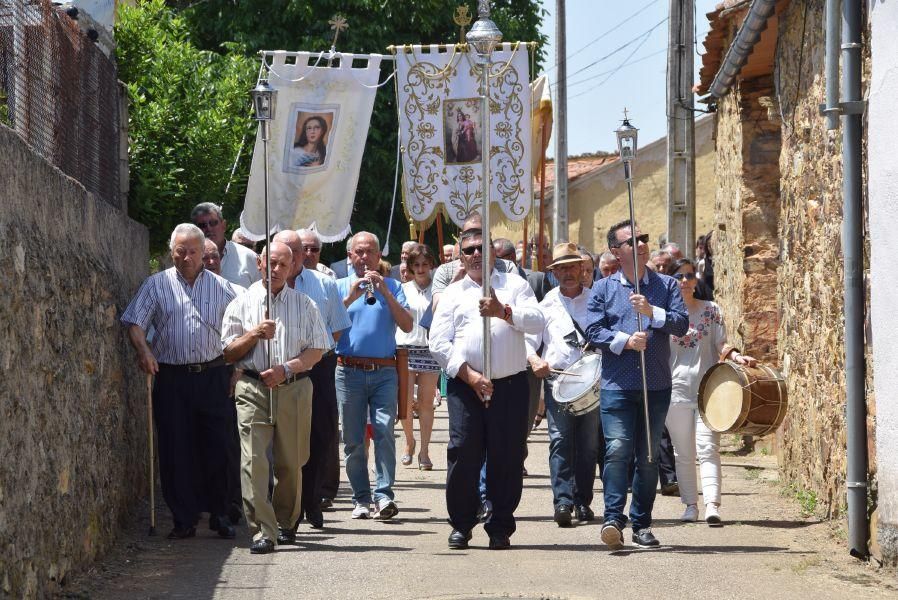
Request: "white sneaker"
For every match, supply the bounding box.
[373,498,399,520]
[351,504,370,519]
[681,504,699,522]
[705,503,722,526]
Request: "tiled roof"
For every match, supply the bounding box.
[534,155,618,191]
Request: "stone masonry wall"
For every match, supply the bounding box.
[774,0,875,517]
[0,125,149,597]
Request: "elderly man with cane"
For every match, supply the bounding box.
[584,219,688,550]
[221,241,331,554]
[122,223,240,540]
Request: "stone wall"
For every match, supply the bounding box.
[0,125,149,597]
[773,0,875,517]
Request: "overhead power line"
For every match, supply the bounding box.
[567,29,657,101]
[565,47,667,89]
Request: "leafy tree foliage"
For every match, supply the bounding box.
[174,0,546,263]
[116,0,257,252]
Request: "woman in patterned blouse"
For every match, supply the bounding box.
[665,259,756,526]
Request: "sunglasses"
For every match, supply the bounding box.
[673,272,697,281]
[302,245,321,253]
[195,219,220,230]
[612,233,649,248]
[461,245,482,256]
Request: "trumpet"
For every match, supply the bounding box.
[364,276,377,305]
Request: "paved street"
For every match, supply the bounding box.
[66,407,896,599]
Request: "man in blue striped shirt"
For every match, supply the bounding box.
[274,230,351,530]
[585,219,688,550]
[122,223,240,540]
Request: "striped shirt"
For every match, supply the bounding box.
[221,281,332,371]
[291,267,351,337]
[121,267,239,365]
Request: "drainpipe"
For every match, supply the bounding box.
[821,0,841,130]
[708,0,777,98]
[839,0,869,560]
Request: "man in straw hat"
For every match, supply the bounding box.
[525,242,601,528]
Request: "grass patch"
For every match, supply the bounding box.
[781,484,818,517]
[744,466,764,480]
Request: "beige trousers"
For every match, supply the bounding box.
[235,376,312,542]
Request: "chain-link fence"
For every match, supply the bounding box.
[0,0,122,209]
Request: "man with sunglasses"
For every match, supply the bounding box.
[584,219,688,550]
[297,228,337,278]
[191,202,260,288]
[429,229,545,550]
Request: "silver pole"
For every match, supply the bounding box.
[467,1,502,403]
[552,0,568,244]
[261,118,275,425]
[623,160,654,463]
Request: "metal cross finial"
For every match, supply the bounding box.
[454,6,473,44]
[623,107,630,121]
[329,14,348,52]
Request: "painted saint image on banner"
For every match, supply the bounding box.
[282,104,338,174]
[444,98,482,165]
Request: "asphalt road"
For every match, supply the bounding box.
[64,405,896,599]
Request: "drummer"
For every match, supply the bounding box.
[525,242,601,528]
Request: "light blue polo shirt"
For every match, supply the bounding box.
[335,273,409,359]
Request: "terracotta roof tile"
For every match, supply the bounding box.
[534,155,618,191]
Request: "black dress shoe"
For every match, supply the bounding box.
[307,510,325,529]
[250,538,275,554]
[277,528,296,545]
[214,516,235,539]
[575,505,595,522]
[488,535,511,550]
[448,529,472,550]
[554,504,573,528]
[319,497,335,512]
[167,526,196,540]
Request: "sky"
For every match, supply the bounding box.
[536,0,721,157]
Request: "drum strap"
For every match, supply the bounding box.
[565,314,594,353]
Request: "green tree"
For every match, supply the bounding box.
[116,0,257,252]
[175,0,546,262]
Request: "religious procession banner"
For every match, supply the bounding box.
[240,51,382,242]
[395,43,532,229]
[530,74,553,173]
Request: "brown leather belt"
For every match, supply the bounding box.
[337,355,397,371]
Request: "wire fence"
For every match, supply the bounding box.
[0,0,122,209]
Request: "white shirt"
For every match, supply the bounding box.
[396,280,433,347]
[429,271,545,380]
[669,300,728,406]
[220,240,261,288]
[221,281,332,371]
[526,286,593,371]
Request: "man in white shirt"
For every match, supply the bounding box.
[429,229,545,551]
[191,202,261,288]
[526,242,601,529]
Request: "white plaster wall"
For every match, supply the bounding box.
[869,0,898,544]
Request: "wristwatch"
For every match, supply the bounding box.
[502,304,513,322]
[282,362,294,379]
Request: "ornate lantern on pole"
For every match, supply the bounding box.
[466,1,502,400]
[250,77,278,424]
[614,111,653,462]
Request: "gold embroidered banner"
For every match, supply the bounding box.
[395,43,532,228]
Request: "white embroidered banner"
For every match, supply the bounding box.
[395,43,532,228]
[241,51,382,242]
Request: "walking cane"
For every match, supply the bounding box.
[616,113,654,463]
[146,373,156,535]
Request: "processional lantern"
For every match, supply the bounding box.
[615,109,639,163]
[251,80,277,122]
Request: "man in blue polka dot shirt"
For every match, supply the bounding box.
[584,219,688,550]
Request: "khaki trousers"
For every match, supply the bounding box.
[235,376,312,542]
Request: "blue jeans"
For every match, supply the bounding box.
[336,366,398,505]
[545,380,600,508]
[600,388,671,531]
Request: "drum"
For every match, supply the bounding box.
[551,353,602,416]
[698,361,788,436]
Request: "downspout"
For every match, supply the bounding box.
[838,0,870,560]
[708,0,777,98]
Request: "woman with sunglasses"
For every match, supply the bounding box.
[665,258,756,526]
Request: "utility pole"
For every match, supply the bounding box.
[666,0,696,256]
[552,0,568,244]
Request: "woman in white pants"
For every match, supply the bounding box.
[666,259,756,525]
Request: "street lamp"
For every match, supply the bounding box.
[250,77,278,424]
[614,111,653,462]
[466,1,502,403]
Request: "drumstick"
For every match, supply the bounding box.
[550,369,582,377]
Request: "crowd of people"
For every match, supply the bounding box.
[123,203,749,555]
